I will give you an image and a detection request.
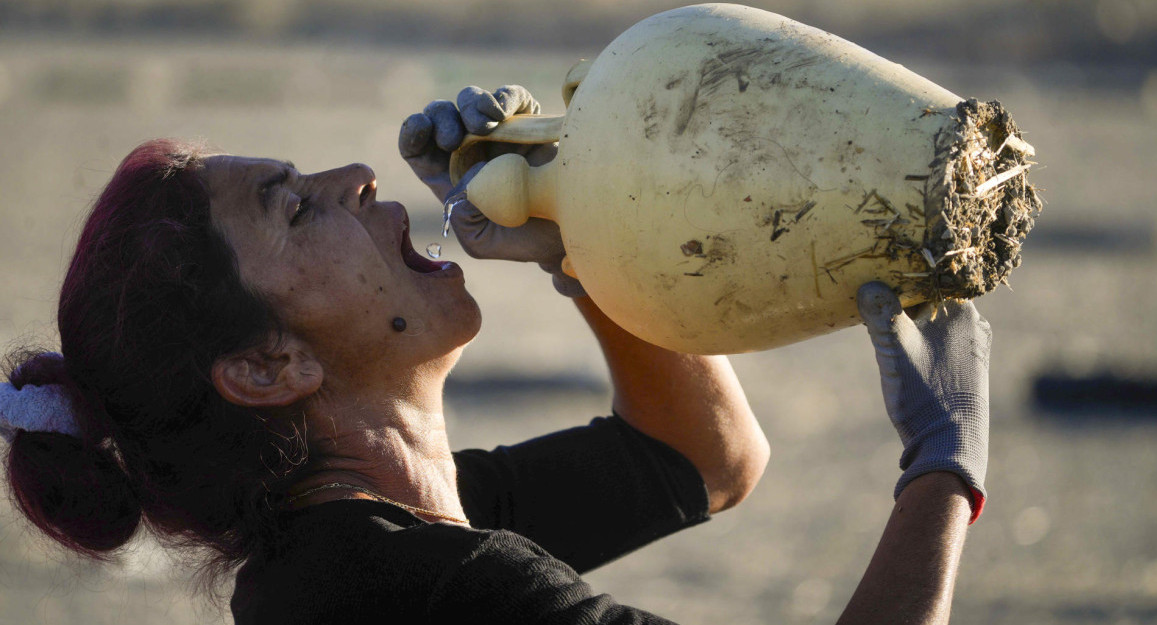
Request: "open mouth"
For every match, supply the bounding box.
[400,221,450,274]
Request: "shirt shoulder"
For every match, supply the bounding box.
[231,500,492,625]
[233,500,677,624]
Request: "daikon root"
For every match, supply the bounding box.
[921,99,1042,300]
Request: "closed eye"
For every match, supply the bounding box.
[290,196,313,226]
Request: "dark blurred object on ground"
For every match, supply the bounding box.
[446,373,606,399]
[1024,220,1154,255]
[1033,369,1157,417]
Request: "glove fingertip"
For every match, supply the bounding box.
[495,84,541,116]
[492,85,519,113]
[435,124,466,153]
[459,86,504,127]
[422,99,456,118]
[456,85,488,107]
[460,108,499,136]
[398,113,433,157]
[856,282,902,331]
[423,100,466,152]
[478,97,507,121]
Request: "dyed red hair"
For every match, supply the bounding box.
[5,139,305,586]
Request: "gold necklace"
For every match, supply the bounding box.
[286,482,469,525]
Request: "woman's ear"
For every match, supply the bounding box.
[211,338,323,408]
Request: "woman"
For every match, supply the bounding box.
[0,85,988,624]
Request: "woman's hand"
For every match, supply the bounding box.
[856,282,990,515]
[398,86,583,296]
[398,85,545,201]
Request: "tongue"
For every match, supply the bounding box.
[399,229,448,273]
[403,245,445,273]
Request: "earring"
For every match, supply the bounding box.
[391,317,407,333]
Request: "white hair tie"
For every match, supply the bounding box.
[0,381,82,443]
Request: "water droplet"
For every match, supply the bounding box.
[425,243,442,259]
[442,197,463,238]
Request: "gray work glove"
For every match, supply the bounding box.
[856,282,990,517]
[398,85,585,297]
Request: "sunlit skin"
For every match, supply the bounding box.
[196,152,967,624]
[200,153,773,523]
[203,155,481,523]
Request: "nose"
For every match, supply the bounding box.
[330,163,377,213]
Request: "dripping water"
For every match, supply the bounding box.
[427,197,464,258]
[442,197,464,238]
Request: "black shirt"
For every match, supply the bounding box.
[232,416,710,624]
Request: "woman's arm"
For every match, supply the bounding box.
[839,283,991,623]
[573,296,769,513]
[837,472,972,624]
[580,284,980,622]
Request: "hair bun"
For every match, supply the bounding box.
[4,349,141,556]
[7,432,142,555]
[6,350,67,388]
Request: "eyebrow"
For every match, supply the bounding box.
[256,161,297,214]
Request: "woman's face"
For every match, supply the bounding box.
[201,156,480,384]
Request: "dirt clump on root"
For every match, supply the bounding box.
[922,98,1042,300]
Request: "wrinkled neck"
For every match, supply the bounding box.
[291,368,466,524]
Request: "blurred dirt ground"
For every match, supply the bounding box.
[0,35,1155,624]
